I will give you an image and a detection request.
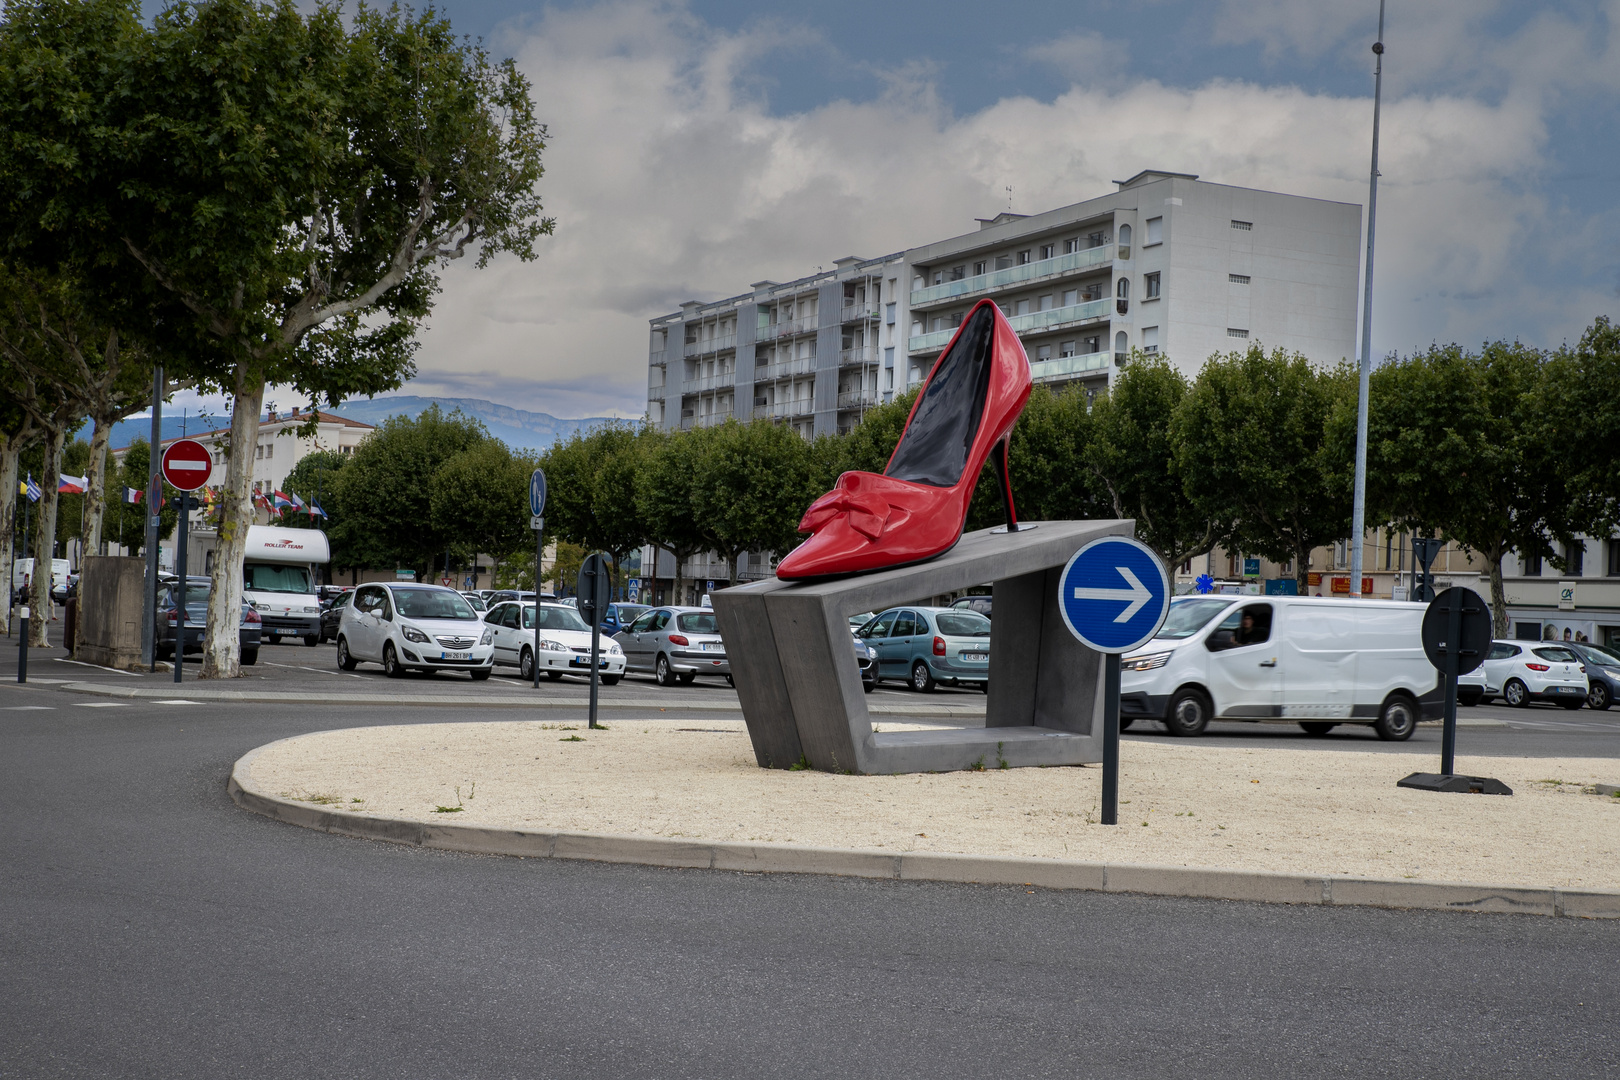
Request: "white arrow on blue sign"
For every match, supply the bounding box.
[1058,536,1171,654]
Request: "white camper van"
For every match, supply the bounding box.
[1119,595,1443,740]
[11,558,71,602]
[240,526,330,645]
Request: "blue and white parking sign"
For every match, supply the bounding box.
[1058,536,1171,654]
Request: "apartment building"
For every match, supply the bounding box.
[648,171,1362,433]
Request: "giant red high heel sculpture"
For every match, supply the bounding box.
[777,299,1032,580]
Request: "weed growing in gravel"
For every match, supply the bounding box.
[996,742,1008,770]
[560,735,585,742]
[432,805,463,813]
[969,755,986,772]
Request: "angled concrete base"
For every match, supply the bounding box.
[712,519,1132,773]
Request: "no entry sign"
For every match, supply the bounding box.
[161,439,212,491]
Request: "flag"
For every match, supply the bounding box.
[309,500,328,519]
[122,487,144,505]
[58,473,88,494]
[286,491,306,512]
[271,490,294,510]
[24,474,41,502]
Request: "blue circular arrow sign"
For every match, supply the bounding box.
[1058,536,1171,654]
[529,468,548,517]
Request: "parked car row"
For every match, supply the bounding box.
[1459,639,1618,710]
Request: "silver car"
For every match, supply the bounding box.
[614,606,732,686]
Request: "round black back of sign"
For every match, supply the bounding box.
[1421,587,1493,675]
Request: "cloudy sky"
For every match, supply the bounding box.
[175,0,1620,420]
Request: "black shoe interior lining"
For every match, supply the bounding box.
[884,304,996,488]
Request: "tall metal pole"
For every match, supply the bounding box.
[142,365,163,669]
[1349,0,1385,599]
[173,493,187,684]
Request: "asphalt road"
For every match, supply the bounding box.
[3,668,1619,1076]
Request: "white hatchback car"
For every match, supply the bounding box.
[484,601,626,683]
[337,583,494,679]
[1474,639,1588,709]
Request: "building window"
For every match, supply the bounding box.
[1141,326,1158,354]
[973,261,986,275]
[932,270,944,285]
[1114,331,1128,363]
[1039,244,1055,260]
[1229,273,1251,284]
[1566,539,1585,576]
[1063,238,1079,254]
[1059,340,1075,358]
[950,265,965,281]
[1231,220,1252,231]
[255,445,263,459]
[1038,294,1054,311]
[1117,224,1131,259]
[1227,328,1249,338]
[1016,250,1031,265]
[1523,550,1542,576]
[1145,217,1162,245]
[1014,299,1031,316]
[1063,289,1078,306]
[885,303,896,325]
[1144,272,1161,299]
[1607,538,1620,576]
[1115,277,1129,315]
[1084,335,1101,354]
[1036,344,1052,360]
[995,256,1012,270]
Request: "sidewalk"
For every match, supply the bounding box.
[232,719,1620,918]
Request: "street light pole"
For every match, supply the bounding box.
[1350,0,1385,599]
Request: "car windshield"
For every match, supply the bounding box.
[677,612,718,634]
[244,563,312,594]
[391,588,477,621]
[461,594,487,611]
[172,585,210,606]
[1576,643,1619,665]
[615,605,649,622]
[1533,646,1579,663]
[1155,598,1234,640]
[935,612,991,637]
[524,606,589,632]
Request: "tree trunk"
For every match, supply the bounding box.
[201,374,264,679]
[82,414,113,556]
[0,438,21,633]
[670,547,684,608]
[1486,547,1509,639]
[1296,541,1312,595]
[29,427,65,647]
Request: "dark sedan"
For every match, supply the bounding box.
[1570,642,1620,710]
[155,577,261,664]
[319,589,353,643]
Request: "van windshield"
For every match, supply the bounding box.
[1155,599,1233,640]
[244,563,312,594]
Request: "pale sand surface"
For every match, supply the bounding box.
[245,720,1620,890]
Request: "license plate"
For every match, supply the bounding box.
[962,652,988,662]
[701,642,724,652]
[1551,686,1580,694]
[441,651,471,660]
[571,657,609,667]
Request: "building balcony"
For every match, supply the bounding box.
[837,388,879,409]
[683,333,737,358]
[649,350,667,366]
[755,357,815,381]
[752,398,815,420]
[909,243,1114,309]
[840,303,879,323]
[1029,350,1111,384]
[648,384,666,401]
[838,346,879,368]
[907,298,1111,354]
[763,316,819,340]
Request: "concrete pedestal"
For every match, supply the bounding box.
[74,556,148,672]
[711,519,1132,773]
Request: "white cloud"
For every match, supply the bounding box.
[411,0,1612,416]
[1024,31,1130,85]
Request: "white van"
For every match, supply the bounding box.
[11,558,70,602]
[239,526,330,646]
[1119,595,1443,740]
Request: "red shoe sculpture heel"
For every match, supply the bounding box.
[776,299,1032,580]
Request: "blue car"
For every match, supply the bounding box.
[855,606,991,692]
[597,602,650,637]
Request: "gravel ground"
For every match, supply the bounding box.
[245,719,1620,890]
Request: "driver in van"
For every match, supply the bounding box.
[1236,611,1261,645]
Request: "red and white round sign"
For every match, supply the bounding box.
[161,438,213,492]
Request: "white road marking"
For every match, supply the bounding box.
[153,699,200,705]
[1073,566,1151,622]
[75,702,127,708]
[55,659,142,676]
[5,705,55,711]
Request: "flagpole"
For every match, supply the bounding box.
[1350,0,1386,599]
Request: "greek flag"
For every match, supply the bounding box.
[24,474,41,502]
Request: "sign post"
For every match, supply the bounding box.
[1057,536,1171,825]
[161,439,212,683]
[1400,587,1509,794]
[577,553,613,730]
[529,469,547,690]
[1410,537,1441,602]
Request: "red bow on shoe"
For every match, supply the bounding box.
[799,487,892,541]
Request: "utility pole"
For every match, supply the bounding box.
[1350,0,1386,599]
[141,366,163,669]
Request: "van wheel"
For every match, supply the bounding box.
[1374,694,1417,740]
[1502,679,1530,708]
[336,637,357,671]
[1300,722,1337,736]
[383,643,404,679]
[1164,690,1211,737]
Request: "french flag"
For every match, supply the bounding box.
[122,487,144,505]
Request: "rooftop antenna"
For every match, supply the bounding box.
[1350,0,1385,600]
[1005,186,1014,212]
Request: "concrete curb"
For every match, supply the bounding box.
[56,681,989,717]
[228,742,1620,919]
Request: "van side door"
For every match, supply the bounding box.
[1279,603,1356,718]
[1203,602,1280,717]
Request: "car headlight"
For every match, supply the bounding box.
[1121,651,1171,671]
[401,625,431,644]
[302,606,319,614]
[539,638,569,652]
[480,628,495,646]
[607,643,621,655]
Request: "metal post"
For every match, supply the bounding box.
[532,523,543,689]
[143,365,163,670]
[1101,652,1120,825]
[1441,588,1460,776]
[588,612,601,731]
[1349,0,1386,598]
[173,493,187,683]
[16,605,27,683]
